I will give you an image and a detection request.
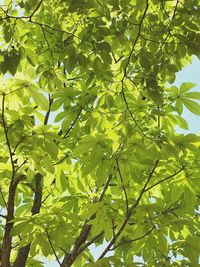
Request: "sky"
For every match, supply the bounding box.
[174,56,200,134]
[45,57,200,266]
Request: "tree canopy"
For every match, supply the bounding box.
[0,0,200,266]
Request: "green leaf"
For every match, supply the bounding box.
[66,55,77,73]
[167,64,179,73]
[56,169,68,192]
[78,53,89,68]
[93,57,103,74]
[175,116,188,130]
[180,82,196,94]
[158,232,168,253]
[106,95,114,108]
[184,92,200,100]
[10,221,32,236]
[182,98,200,115]
[73,143,91,154]
[54,111,66,122]
[29,86,49,110]
[182,134,200,144]
[45,140,58,159]
[147,90,163,104]
[96,42,111,52]
[3,23,12,42]
[176,99,183,115]
[4,51,21,76]
[96,160,108,186]
[37,235,51,257]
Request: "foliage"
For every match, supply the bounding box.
[0,0,200,266]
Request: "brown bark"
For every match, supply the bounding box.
[1,179,20,267]
[13,174,42,267]
[61,175,112,267]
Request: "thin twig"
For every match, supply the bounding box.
[15,159,27,172]
[13,136,25,154]
[44,94,53,125]
[54,153,70,166]
[29,0,44,20]
[46,229,61,265]
[130,160,159,211]
[98,174,112,202]
[77,231,104,255]
[144,167,184,192]
[120,0,152,139]
[2,93,15,176]
[116,159,129,215]
[61,175,112,267]
[111,226,155,250]
[0,186,8,208]
[98,159,159,259]
[63,108,83,138]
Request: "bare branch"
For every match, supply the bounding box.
[98,159,159,259]
[44,94,53,125]
[29,0,44,20]
[144,167,184,192]
[77,231,104,255]
[0,214,7,219]
[12,136,25,154]
[61,175,112,267]
[98,174,112,202]
[13,174,43,267]
[111,226,155,250]
[130,160,159,211]
[116,159,129,215]
[0,186,7,209]
[120,0,152,139]
[1,93,15,176]
[1,93,18,266]
[15,159,28,172]
[54,153,70,166]
[123,0,149,76]
[1,180,20,267]
[46,229,61,266]
[63,108,83,138]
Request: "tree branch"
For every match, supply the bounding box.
[54,153,70,166]
[156,0,179,55]
[130,160,159,211]
[144,167,184,192]
[111,226,155,250]
[0,186,8,209]
[1,180,19,267]
[116,159,129,215]
[120,0,151,139]
[77,231,104,256]
[1,93,17,267]
[61,175,112,267]
[46,229,61,266]
[60,108,83,138]
[12,136,25,154]
[44,94,53,125]
[55,108,83,164]
[98,160,159,259]
[1,93,15,175]
[13,174,43,267]
[29,0,44,20]
[123,0,149,76]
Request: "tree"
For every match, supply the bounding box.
[0,0,200,266]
